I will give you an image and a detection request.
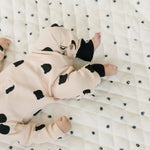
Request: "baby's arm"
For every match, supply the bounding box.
[51,63,105,99]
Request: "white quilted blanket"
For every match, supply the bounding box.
[0,0,150,150]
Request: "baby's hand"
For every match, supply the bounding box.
[92,32,101,51]
[0,38,11,50]
[56,116,72,133]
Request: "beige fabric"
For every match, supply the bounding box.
[0,26,101,146]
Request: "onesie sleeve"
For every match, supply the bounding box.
[11,121,65,146]
[64,30,94,62]
[51,63,104,99]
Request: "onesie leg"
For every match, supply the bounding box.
[0,38,10,71]
[0,116,71,146]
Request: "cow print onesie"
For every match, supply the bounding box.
[0,25,105,146]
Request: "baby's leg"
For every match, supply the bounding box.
[0,38,10,72]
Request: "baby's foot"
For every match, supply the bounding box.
[92,32,101,51]
[0,38,11,51]
[56,116,72,133]
[104,64,118,76]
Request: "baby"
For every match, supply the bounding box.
[0,24,117,146]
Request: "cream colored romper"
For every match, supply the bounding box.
[0,25,103,146]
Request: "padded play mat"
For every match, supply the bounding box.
[0,0,150,150]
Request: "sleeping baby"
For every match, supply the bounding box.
[0,24,118,146]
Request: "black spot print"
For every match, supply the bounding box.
[59,2,62,5]
[42,47,53,52]
[67,14,70,16]
[4,55,7,59]
[5,16,8,19]
[132,125,136,129]
[126,81,130,84]
[59,74,68,85]
[92,94,95,97]
[71,40,76,49]
[69,117,73,120]
[0,124,10,134]
[141,21,144,24]
[85,64,95,73]
[107,97,111,101]
[113,0,116,3]
[137,1,140,5]
[51,23,59,27]
[41,64,52,74]
[127,67,131,70]
[35,124,45,131]
[99,147,103,150]
[33,109,42,116]
[83,89,91,95]
[45,18,48,21]
[13,60,24,67]
[123,103,127,106]
[92,131,95,135]
[141,112,145,115]
[0,45,3,51]
[138,80,142,83]
[58,137,62,139]
[33,90,44,100]
[0,114,7,123]
[29,32,32,35]
[31,14,34,17]
[6,85,15,94]
[127,26,130,29]
[9,146,13,149]
[71,28,74,31]
[114,41,117,44]
[70,131,74,134]
[100,107,103,111]
[86,15,89,17]
[106,14,109,17]
[120,116,124,120]
[136,144,140,147]
[106,125,110,128]
[49,2,52,5]
[87,28,90,30]
[106,25,110,28]
[48,115,52,118]
[35,0,38,4]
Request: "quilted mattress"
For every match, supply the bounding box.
[0,0,150,150]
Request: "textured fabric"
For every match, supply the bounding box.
[0,0,150,150]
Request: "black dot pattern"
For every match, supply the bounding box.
[0,0,149,149]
